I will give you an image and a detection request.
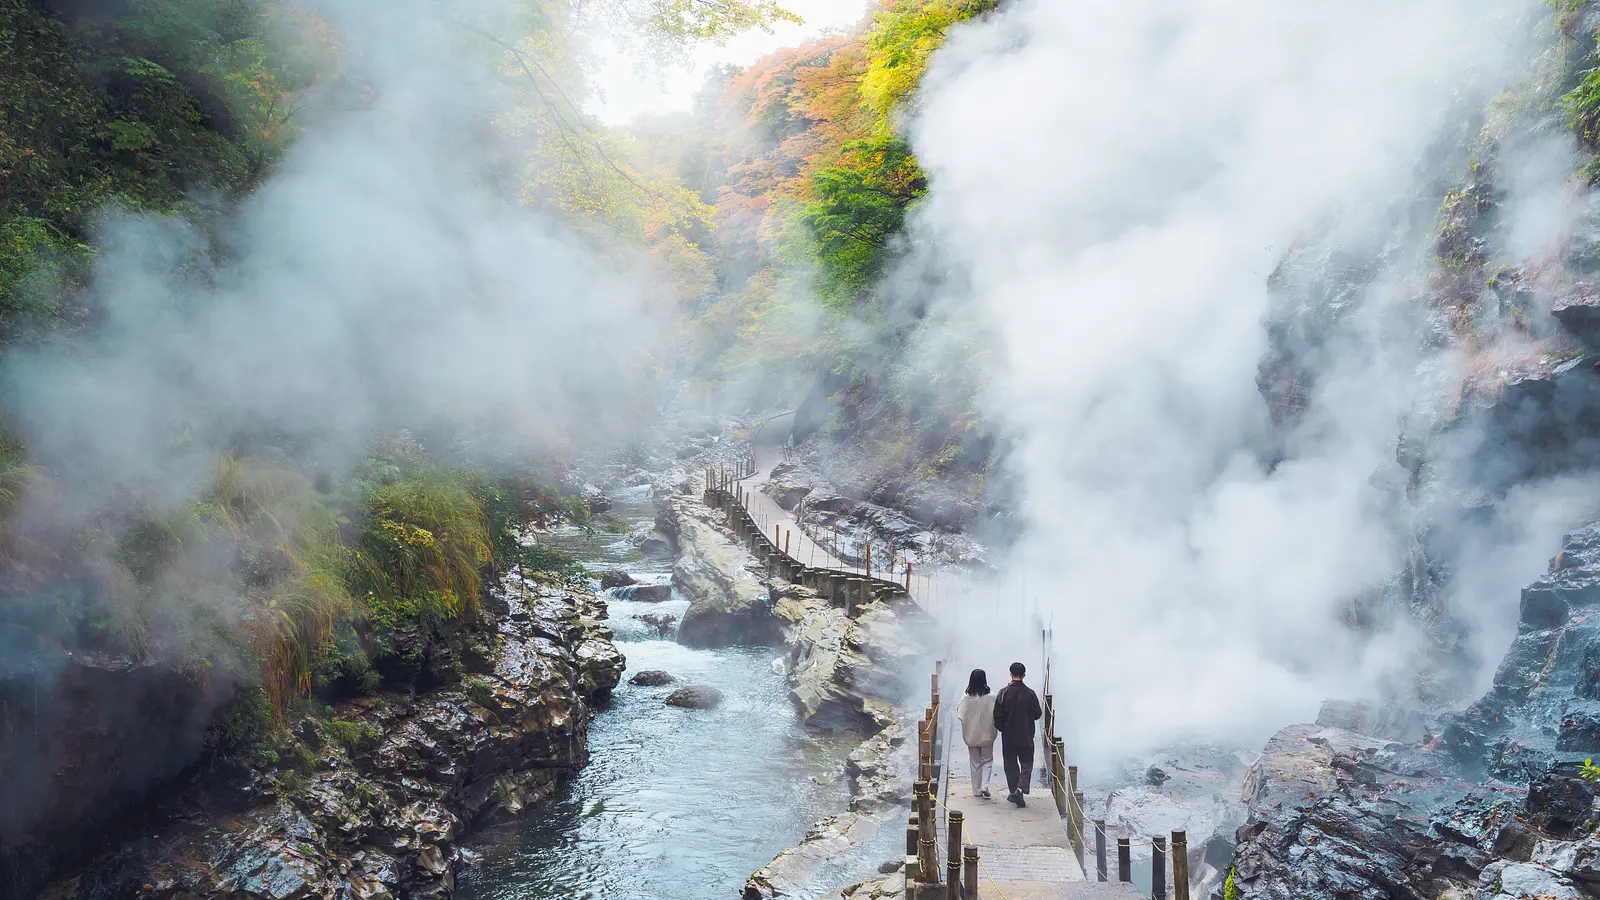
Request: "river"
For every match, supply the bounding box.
[457,485,890,900]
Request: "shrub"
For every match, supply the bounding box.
[326,718,380,754]
[350,469,491,627]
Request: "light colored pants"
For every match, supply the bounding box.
[967,742,995,795]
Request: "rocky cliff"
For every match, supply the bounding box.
[1224,519,1600,898]
[31,575,623,900]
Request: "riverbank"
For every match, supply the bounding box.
[33,573,623,900]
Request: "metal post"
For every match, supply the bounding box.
[1152,836,1166,900]
[1172,831,1189,900]
[1118,838,1131,882]
[1091,819,1106,881]
[946,811,963,900]
[906,561,913,591]
[962,844,978,899]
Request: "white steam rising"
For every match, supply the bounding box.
[904,0,1578,766]
[6,0,665,514]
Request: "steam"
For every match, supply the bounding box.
[901,0,1584,766]
[5,0,667,515]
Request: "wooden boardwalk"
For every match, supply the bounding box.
[714,423,1161,900]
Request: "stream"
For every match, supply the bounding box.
[457,485,880,900]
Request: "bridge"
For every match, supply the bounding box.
[703,420,1195,899]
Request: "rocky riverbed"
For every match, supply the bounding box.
[33,576,623,900]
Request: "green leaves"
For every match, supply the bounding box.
[801,136,927,305]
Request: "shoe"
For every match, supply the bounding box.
[980,790,991,799]
[1009,791,1025,808]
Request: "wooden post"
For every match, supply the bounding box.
[945,810,963,900]
[1073,792,1086,868]
[1095,820,1107,882]
[962,844,978,900]
[916,780,939,885]
[1053,739,1068,819]
[1172,831,1189,900]
[1066,764,1078,833]
[1117,838,1131,882]
[906,817,918,857]
[865,542,872,581]
[785,530,791,557]
[1152,836,1166,900]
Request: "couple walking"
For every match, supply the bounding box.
[955,662,1043,808]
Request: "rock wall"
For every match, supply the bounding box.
[34,577,623,900]
[1225,518,1600,899]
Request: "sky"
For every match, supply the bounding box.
[586,0,871,124]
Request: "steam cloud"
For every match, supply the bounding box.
[5,0,667,520]
[901,0,1593,767]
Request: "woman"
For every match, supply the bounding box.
[956,668,998,798]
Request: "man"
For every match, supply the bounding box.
[992,661,1042,808]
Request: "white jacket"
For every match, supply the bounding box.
[957,692,998,748]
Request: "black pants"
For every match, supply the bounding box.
[1001,738,1033,794]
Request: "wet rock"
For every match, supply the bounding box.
[39,578,623,900]
[612,583,673,602]
[658,496,780,647]
[628,670,674,687]
[637,530,672,555]
[631,611,677,637]
[1145,766,1170,787]
[598,570,636,589]
[845,719,911,811]
[580,484,612,515]
[1553,283,1600,348]
[778,587,930,734]
[743,812,889,900]
[665,685,725,709]
[1525,767,1596,837]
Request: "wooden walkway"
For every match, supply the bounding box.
[711,423,1166,900]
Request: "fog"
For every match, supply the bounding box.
[5,0,668,519]
[900,0,1591,767]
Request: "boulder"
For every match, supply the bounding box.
[1478,861,1583,899]
[845,719,911,811]
[658,497,780,647]
[1553,283,1600,348]
[1525,767,1596,837]
[777,587,926,734]
[665,685,725,709]
[598,570,636,589]
[628,670,674,687]
[632,611,677,637]
[742,812,889,900]
[612,583,673,602]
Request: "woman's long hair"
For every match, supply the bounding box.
[965,668,990,697]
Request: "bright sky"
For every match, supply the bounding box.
[587,0,872,125]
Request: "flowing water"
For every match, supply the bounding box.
[457,486,890,900]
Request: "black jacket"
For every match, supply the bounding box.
[992,680,1042,745]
